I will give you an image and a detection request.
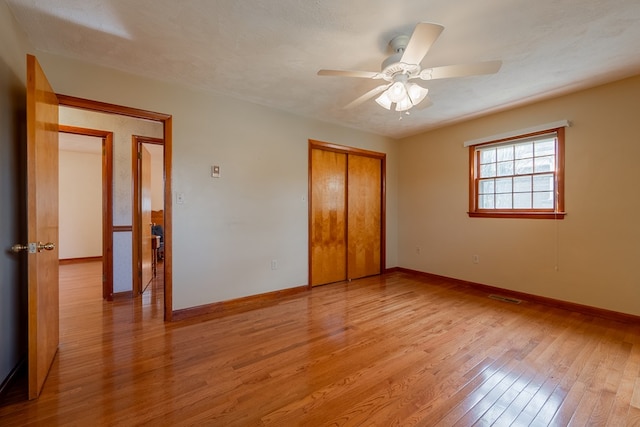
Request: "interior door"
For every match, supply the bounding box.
[140,145,153,292]
[347,155,381,280]
[310,148,347,286]
[26,54,59,400]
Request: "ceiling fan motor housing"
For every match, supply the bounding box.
[380,53,420,81]
[379,34,422,80]
[389,34,410,53]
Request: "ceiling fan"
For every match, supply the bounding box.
[318,22,502,112]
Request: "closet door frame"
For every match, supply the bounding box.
[308,139,386,287]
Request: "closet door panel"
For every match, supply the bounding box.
[310,149,347,286]
[347,155,381,280]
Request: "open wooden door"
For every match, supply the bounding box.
[140,145,153,292]
[26,54,59,399]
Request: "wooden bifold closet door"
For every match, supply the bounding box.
[309,141,385,287]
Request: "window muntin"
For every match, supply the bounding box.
[469,128,565,219]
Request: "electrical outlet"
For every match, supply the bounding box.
[271,259,278,270]
[472,254,480,264]
[416,247,421,255]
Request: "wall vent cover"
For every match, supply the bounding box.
[488,294,522,304]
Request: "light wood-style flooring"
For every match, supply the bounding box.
[1,261,639,426]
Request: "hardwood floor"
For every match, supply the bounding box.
[1,262,639,426]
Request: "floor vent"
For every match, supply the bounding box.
[488,294,522,304]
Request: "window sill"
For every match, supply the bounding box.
[467,211,566,219]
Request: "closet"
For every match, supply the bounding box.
[309,140,385,286]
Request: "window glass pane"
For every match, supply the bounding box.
[513,176,531,192]
[533,174,554,191]
[534,155,555,173]
[480,163,496,178]
[480,149,496,164]
[514,193,532,208]
[496,146,514,161]
[515,143,533,159]
[497,161,514,177]
[496,194,512,208]
[479,179,494,194]
[535,139,555,156]
[495,177,512,193]
[514,158,533,175]
[479,194,494,209]
[533,191,554,208]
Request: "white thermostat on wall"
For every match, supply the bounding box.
[211,165,220,178]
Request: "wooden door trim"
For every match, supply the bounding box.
[309,140,386,159]
[132,136,163,296]
[57,94,171,121]
[308,139,387,286]
[59,125,114,300]
[57,95,173,321]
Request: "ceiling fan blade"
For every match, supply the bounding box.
[318,69,381,79]
[400,22,444,65]
[344,84,390,109]
[421,60,502,81]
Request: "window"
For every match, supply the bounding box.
[468,127,565,219]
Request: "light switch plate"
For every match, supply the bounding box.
[211,165,220,178]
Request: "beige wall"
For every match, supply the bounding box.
[59,149,102,259]
[398,75,640,316]
[35,52,398,310]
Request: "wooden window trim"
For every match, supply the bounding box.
[468,127,566,219]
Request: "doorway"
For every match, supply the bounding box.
[132,136,164,296]
[57,94,173,320]
[308,140,386,286]
[58,125,114,299]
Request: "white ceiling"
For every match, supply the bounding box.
[7,0,640,139]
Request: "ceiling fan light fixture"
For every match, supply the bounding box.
[407,83,429,105]
[386,81,407,103]
[395,96,413,112]
[375,91,393,110]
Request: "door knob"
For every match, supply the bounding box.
[11,242,55,253]
[11,244,29,253]
[38,242,55,252]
